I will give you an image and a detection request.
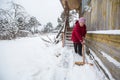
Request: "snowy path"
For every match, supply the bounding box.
[54,47,100,80]
[0,35,102,80]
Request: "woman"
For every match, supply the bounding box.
[71,17,87,56]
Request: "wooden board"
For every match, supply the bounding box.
[85,38,120,80]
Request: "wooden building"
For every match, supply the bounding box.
[84,0,120,80]
[60,0,120,80]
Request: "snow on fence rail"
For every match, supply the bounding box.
[87,30,120,35]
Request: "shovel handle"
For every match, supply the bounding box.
[82,44,85,64]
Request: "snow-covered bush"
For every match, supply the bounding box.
[28,16,41,34]
[16,30,31,37]
[0,18,18,40]
[0,2,41,40]
[42,22,53,33]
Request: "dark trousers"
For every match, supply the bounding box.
[73,43,82,56]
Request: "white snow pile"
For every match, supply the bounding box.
[0,34,104,80]
[100,51,120,68]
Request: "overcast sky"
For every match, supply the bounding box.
[0,0,63,27]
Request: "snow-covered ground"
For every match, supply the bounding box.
[0,34,103,80]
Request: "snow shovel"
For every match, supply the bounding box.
[75,44,93,66]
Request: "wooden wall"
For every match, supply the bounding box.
[85,33,120,80]
[83,0,120,80]
[84,0,120,30]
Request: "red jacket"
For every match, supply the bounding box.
[71,21,86,43]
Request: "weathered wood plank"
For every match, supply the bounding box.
[86,38,120,62]
[85,32,120,80]
[84,0,120,30]
[86,34,120,49]
[85,39,120,80]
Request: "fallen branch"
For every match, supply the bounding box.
[47,35,53,43]
[40,37,51,43]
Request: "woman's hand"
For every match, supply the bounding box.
[81,40,85,45]
[82,37,85,40]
